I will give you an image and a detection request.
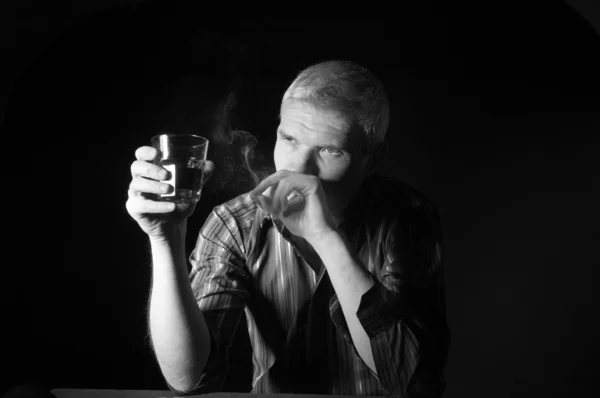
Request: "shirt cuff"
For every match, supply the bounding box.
[356,279,410,339]
[329,277,409,342]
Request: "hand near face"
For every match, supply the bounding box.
[250,170,336,243]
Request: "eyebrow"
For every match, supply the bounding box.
[277,128,348,151]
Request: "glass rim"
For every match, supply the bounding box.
[151,133,209,148]
[151,133,208,141]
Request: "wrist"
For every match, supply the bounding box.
[149,223,189,277]
[149,220,188,246]
[308,228,343,252]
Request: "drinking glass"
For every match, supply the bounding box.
[150,133,209,204]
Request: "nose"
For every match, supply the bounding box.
[286,149,319,176]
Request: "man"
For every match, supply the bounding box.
[126,60,450,397]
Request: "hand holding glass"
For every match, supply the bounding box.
[151,133,209,204]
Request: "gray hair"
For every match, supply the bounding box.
[281,60,390,153]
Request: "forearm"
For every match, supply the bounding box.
[148,223,211,392]
[314,234,447,397]
[310,230,377,373]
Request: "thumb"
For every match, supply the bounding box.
[203,160,216,182]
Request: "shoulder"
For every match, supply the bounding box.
[363,173,442,249]
[367,172,440,219]
[367,174,444,279]
[210,191,260,228]
[194,191,262,258]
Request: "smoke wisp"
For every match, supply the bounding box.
[208,91,275,199]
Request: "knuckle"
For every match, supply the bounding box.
[131,160,151,178]
[139,162,155,179]
[134,147,146,160]
[125,196,138,214]
[130,175,145,191]
[130,160,139,176]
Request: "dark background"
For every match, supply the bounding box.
[2,1,599,397]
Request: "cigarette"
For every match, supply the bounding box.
[262,186,273,197]
[261,187,299,201]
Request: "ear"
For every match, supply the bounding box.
[364,142,387,177]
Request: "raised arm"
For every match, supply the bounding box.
[125,145,216,392]
[148,223,212,392]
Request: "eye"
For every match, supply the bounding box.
[279,134,295,143]
[322,147,344,157]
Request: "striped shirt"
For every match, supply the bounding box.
[168,173,450,397]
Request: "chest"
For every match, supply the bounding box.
[248,228,320,331]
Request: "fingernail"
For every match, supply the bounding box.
[158,170,168,180]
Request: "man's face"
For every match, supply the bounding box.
[274,100,372,220]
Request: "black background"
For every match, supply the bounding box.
[1,1,599,397]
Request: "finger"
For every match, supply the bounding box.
[250,170,289,201]
[287,191,303,207]
[139,198,176,213]
[272,180,295,215]
[135,146,160,162]
[128,188,159,201]
[202,160,216,182]
[281,190,303,212]
[279,173,320,197]
[131,159,170,180]
[129,175,173,195]
[256,194,277,216]
[253,182,277,213]
[251,178,280,203]
[280,194,290,215]
[126,192,176,213]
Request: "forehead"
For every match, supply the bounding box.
[279,101,365,147]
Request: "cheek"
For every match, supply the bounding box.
[321,160,365,198]
[273,141,286,170]
[319,162,351,181]
[319,156,356,182]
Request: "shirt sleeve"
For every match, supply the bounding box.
[366,203,449,397]
[166,205,252,396]
[332,202,450,398]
